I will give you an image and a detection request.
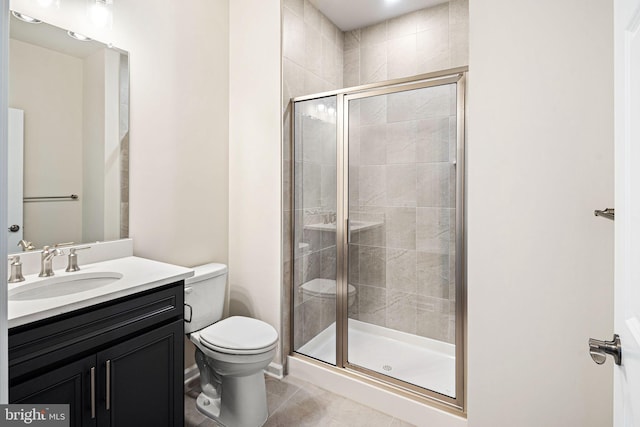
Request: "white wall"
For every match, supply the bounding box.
[9,38,84,248]
[467,1,614,426]
[10,0,230,268]
[228,0,283,362]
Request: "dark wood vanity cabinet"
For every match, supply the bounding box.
[8,282,185,427]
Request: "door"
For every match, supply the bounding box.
[7,108,23,250]
[614,0,640,425]
[97,320,183,427]
[10,355,96,427]
[341,76,465,405]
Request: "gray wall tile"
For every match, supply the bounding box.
[360,43,388,84]
[417,162,451,208]
[386,248,417,293]
[361,21,387,46]
[283,8,305,66]
[417,117,450,163]
[385,207,416,249]
[387,120,417,164]
[387,34,417,80]
[360,124,387,165]
[358,245,387,287]
[385,164,417,207]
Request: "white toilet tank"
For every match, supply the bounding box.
[184,263,228,334]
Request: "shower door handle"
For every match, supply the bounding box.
[346,219,351,243]
[588,334,622,365]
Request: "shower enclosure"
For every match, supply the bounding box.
[289,68,466,409]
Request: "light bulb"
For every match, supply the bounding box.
[11,11,42,23]
[37,0,55,7]
[68,31,92,41]
[90,2,110,28]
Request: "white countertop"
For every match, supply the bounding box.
[8,256,194,328]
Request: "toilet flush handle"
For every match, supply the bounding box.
[184,303,193,322]
[184,287,193,322]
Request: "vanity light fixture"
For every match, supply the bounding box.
[88,0,113,29]
[11,11,42,24]
[67,31,93,42]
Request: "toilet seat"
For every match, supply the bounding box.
[199,316,278,355]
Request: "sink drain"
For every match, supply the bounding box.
[382,364,392,371]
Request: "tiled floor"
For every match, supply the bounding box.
[185,375,415,427]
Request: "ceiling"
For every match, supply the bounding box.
[309,0,449,31]
[10,13,106,59]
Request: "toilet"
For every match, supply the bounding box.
[299,278,357,307]
[184,263,278,427]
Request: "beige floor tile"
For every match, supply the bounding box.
[185,374,417,427]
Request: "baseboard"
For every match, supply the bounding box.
[265,362,284,379]
[184,364,199,391]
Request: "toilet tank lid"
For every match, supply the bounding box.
[184,263,227,285]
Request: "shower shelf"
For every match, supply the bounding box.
[304,220,383,233]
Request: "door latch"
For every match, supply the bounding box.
[588,334,622,365]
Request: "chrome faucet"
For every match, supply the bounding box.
[39,243,73,277]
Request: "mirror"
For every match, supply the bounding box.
[7,12,129,254]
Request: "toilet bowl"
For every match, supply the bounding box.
[185,264,278,427]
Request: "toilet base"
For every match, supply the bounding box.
[196,371,269,427]
[196,392,221,419]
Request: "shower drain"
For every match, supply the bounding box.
[382,364,393,371]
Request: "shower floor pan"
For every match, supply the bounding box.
[297,319,455,397]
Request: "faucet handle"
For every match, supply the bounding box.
[54,242,75,248]
[70,246,91,253]
[8,255,25,283]
[17,240,35,251]
[66,246,91,272]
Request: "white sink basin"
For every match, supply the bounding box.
[9,272,123,301]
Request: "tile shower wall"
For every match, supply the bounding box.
[348,85,458,344]
[283,0,344,352]
[343,0,469,87]
[283,1,469,352]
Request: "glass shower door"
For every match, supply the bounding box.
[291,96,339,365]
[344,82,461,399]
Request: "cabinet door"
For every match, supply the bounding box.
[97,320,184,427]
[10,355,97,427]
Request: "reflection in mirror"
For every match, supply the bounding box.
[8,13,129,254]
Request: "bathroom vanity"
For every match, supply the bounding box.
[6,253,192,427]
